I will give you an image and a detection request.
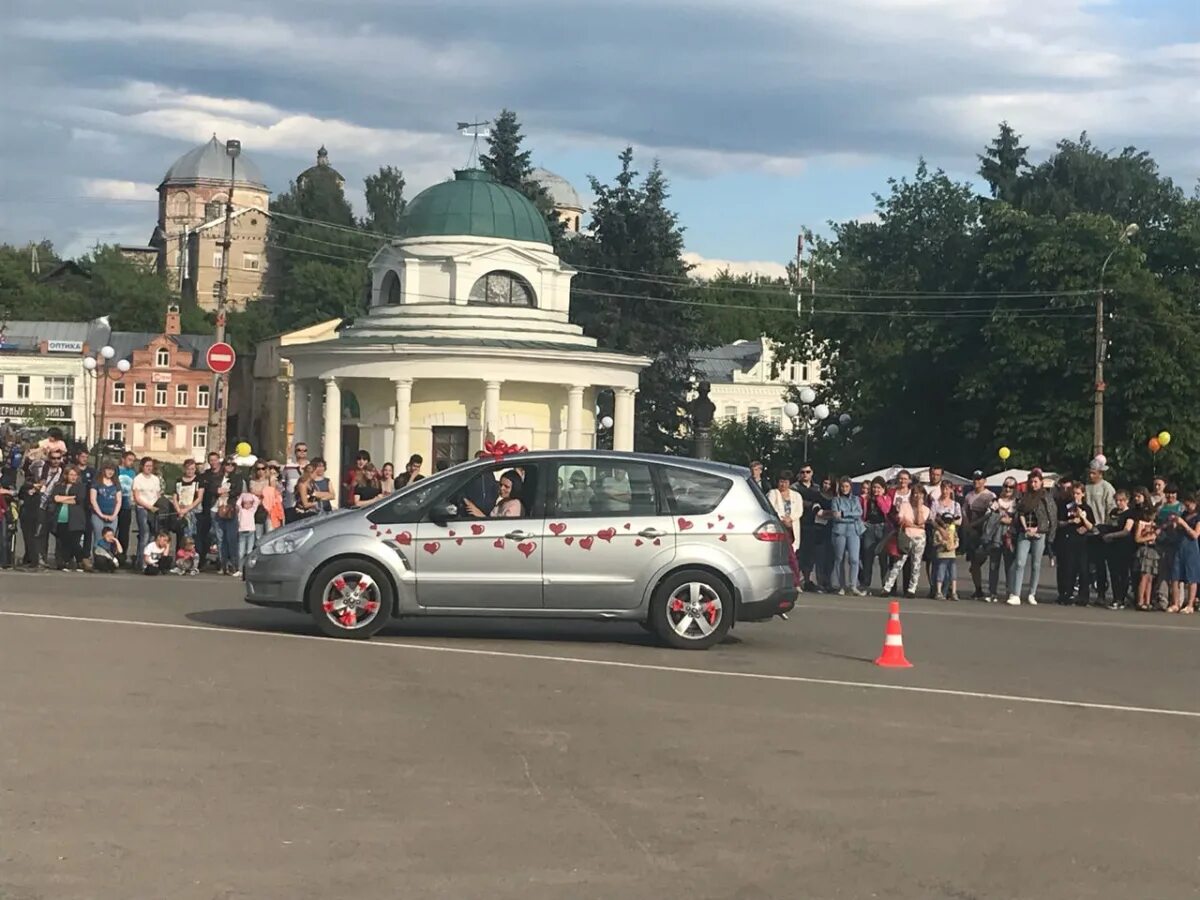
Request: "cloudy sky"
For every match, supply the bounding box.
[2,0,1197,272]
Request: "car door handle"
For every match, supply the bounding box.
[505,530,529,540]
[639,528,666,538]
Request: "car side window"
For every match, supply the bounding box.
[367,478,446,525]
[659,466,733,516]
[548,461,658,517]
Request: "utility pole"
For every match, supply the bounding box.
[1093,222,1138,459]
[208,138,240,457]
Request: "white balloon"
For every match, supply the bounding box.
[825,424,839,438]
[838,413,851,426]
[782,401,800,419]
[813,404,830,420]
[83,357,97,371]
[799,387,817,404]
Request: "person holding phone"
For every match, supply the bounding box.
[1056,483,1098,606]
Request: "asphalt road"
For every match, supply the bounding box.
[1,571,1198,900]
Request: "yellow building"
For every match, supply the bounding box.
[151,135,271,311]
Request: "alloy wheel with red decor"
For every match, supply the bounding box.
[307,558,394,639]
[649,568,733,650]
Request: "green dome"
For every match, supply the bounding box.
[398,169,551,245]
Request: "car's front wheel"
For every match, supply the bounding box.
[650,569,733,650]
[307,559,394,640]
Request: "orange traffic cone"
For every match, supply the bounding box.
[874,600,913,668]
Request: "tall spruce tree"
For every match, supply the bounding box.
[570,149,699,452]
[978,121,1029,203]
[363,166,407,235]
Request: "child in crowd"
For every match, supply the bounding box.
[1133,507,1160,610]
[172,536,200,576]
[236,488,261,576]
[932,511,960,601]
[143,531,172,576]
[93,526,123,573]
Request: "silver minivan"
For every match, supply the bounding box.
[244,451,797,649]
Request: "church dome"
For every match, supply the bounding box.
[297,145,344,188]
[398,169,551,245]
[531,167,583,211]
[160,135,268,190]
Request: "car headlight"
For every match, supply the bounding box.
[258,528,314,555]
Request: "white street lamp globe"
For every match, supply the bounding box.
[100,345,116,360]
[83,356,97,371]
[116,359,131,373]
[825,424,839,438]
[799,387,817,404]
[813,403,830,420]
[783,401,800,419]
[600,415,614,430]
[838,413,851,426]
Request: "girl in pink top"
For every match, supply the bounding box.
[880,483,930,597]
[236,490,261,576]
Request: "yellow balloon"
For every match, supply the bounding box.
[235,441,252,457]
[1158,431,1171,447]
[998,446,1011,461]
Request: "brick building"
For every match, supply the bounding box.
[98,305,217,462]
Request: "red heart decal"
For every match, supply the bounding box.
[717,514,725,521]
[455,538,464,546]
[678,518,694,530]
[448,530,456,537]
[471,524,485,535]
[493,538,505,549]
[719,535,728,542]
[423,542,440,555]
[549,522,567,536]
[653,538,661,546]
[707,522,715,529]
[727,522,734,530]
[634,539,644,547]
[597,528,616,543]
[564,536,575,545]
[623,522,632,530]
[517,541,537,558]
[395,531,412,545]
[384,528,393,535]
[369,524,378,531]
[579,536,594,550]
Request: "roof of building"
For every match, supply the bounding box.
[161,135,268,190]
[531,167,584,211]
[691,340,763,382]
[397,169,552,245]
[108,331,218,370]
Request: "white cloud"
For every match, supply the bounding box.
[684,252,789,280]
[78,178,157,201]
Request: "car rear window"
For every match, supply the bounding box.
[745,476,777,516]
[659,466,733,516]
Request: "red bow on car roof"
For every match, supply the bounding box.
[483,439,528,462]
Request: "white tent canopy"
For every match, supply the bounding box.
[851,465,972,487]
[986,468,1060,487]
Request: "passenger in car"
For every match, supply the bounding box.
[464,470,523,518]
[562,470,592,512]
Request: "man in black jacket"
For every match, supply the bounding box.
[793,462,826,591]
[195,452,223,569]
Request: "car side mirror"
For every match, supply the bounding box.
[429,502,458,527]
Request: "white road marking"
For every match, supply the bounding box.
[794,601,1200,632]
[2,609,1199,720]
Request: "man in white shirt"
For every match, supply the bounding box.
[132,456,163,563]
[282,442,308,524]
[963,470,996,600]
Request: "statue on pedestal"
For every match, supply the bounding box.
[690,380,716,460]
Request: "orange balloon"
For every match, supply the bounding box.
[1149,437,1162,453]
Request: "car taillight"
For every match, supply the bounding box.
[754,521,791,541]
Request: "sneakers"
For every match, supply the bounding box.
[836,588,847,596]
[850,588,867,597]
[1026,594,1038,606]
[971,591,986,601]
[932,591,945,601]
[1006,595,1021,606]
[948,592,959,602]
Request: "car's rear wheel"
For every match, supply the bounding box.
[308,559,393,640]
[650,569,732,650]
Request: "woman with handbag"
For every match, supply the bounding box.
[830,476,865,595]
[765,471,803,550]
[880,483,930,597]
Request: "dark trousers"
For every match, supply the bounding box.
[117,505,132,562]
[0,514,11,567]
[1057,537,1090,604]
[20,516,39,565]
[798,526,820,583]
[1105,542,1133,606]
[284,507,298,525]
[1089,535,1108,598]
[196,510,214,567]
[37,507,56,563]
[55,524,85,568]
[859,523,887,589]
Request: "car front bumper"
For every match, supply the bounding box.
[243,549,306,611]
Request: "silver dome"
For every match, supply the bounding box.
[531,167,583,211]
[160,135,268,190]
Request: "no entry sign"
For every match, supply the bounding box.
[206,341,236,374]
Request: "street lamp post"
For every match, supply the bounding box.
[784,388,849,462]
[82,345,131,459]
[208,138,240,456]
[1094,222,1139,458]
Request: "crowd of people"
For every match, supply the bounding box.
[0,429,427,578]
[754,459,1200,613]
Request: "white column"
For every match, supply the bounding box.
[322,377,342,506]
[290,378,307,448]
[483,380,502,442]
[566,385,585,449]
[391,378,412,466]
[613,388,636,452]
[306,383,321,453]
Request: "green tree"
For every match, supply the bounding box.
[480,109,566,246]
[568,149,699,452]
[978,121,1029,203]
[693,271,795,347]
[363,166,407,234]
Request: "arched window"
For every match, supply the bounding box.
[468,271,535,307]
[381,270,402,306]
[155,347,170,367]
[168,191,191,218]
